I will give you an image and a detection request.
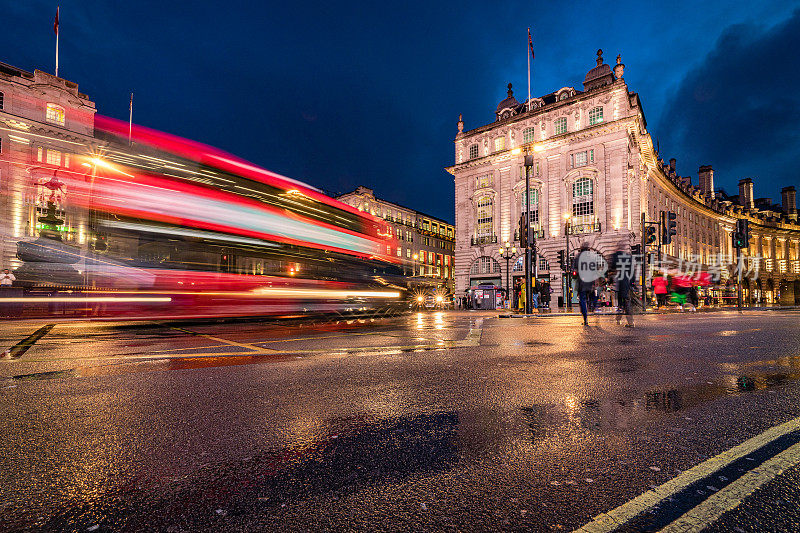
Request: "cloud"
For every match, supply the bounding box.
[657,9,800,199]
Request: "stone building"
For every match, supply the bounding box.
[0,61,97,271]
[337,186,455,291]
[448,50,800,306]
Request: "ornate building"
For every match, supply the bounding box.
[337,186,455,291]
[0,61,97,271]
[448,50,800,306]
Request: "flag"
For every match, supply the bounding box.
[528,28,534,60]
[54,6,59,35]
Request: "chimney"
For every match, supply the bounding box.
[738,178,754,209]
[698,165,715,199]
[782,186,797,220]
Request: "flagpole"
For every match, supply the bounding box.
[527,28,531,111]
[55,8,59,77]
[128,92,133,145]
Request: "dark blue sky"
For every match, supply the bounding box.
[4,1,799,223]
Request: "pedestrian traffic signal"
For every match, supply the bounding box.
[557,249,565,270]
[645,225,657,245]
[663,211,677,245]
[518,214,528,248]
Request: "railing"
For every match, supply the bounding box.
[514,228,545,241]
[568,221,601,235]
[471,234,498,246]
[792,260,800,274]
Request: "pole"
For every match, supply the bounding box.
[641,212,646,312]
[524,159,532,314]
[527,28,531,112]
[55,25,59,77]
[565,220,571,310]
[128,92,133,145]
[505,254,510,309]
[737,246,742,313]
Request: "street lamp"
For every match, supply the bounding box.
[412,253,418,277]
[523,152,534,314]
[564,213,573,311]
[499,242,516,309]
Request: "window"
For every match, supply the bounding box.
[589,106,603,125]
[559,92,569,101]
[572,178,594,219]
[476,196,494,237]
[523,127,535,144]
[46,149,62,166]
[63,153,70,167]
[46,103,65,126]
[494,137,505,152]
[476,174,491,189]
[37,146,43,162]
[521,188,539,223]
[470,256,500,275]
[554,117,567,135]
[571,149,594,168]
[397,247,402,257]
[0,91,4,110]
[539,256,549,271]
[469,144,479,159]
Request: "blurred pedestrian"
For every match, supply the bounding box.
[610,248,636,327]
[0,269,15,288]
[653,272,668,308]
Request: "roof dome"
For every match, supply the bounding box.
[583,49,615,90]
[496,83,519,113]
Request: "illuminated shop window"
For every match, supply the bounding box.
[46,103,65,126]
[589,106,604,125]
[554,117,567,135]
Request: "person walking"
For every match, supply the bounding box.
[653,272,668,308]
[610,250,636,327]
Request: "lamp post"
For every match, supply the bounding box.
[499,242,516,309]
[523,152,534,314]
[564,213,572,311]
[412,253,418,277]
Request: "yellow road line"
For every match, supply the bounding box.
[660,441,800,532]
[170,327,272,352]
[573,414,800,533]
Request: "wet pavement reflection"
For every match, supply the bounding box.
[1,311,800,530]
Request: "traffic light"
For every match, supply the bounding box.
[733,219,750,249]
[645,225,657,245]
[557,249,565,270]
[518,214,528,248]
[663,211,677,245]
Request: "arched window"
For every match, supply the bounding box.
[45,103,65,126]
[470,256,500,275]
[589,106,603,125]
[572,178,594,222]
[476,196,494,238]
[522,127,535,144]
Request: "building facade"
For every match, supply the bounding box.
[0,61,97,271]
[449,50,800,306]
[337,186,455,291]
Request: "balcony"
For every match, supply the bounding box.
[567,221,601,235]
[514,228,545,241]
[471,234,498,246]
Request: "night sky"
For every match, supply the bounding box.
[4,1,799,223]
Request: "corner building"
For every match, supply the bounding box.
[448,50,800,306]
[337,186,455,291]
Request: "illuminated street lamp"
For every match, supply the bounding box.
[499,242,516,309]
[412,253,419,277]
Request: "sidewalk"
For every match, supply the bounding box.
[497,305,800,318]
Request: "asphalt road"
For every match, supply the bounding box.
[2,310,800,532]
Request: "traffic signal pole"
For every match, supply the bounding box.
[524,154,533,314]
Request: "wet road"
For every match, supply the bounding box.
[1,310,800,531]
